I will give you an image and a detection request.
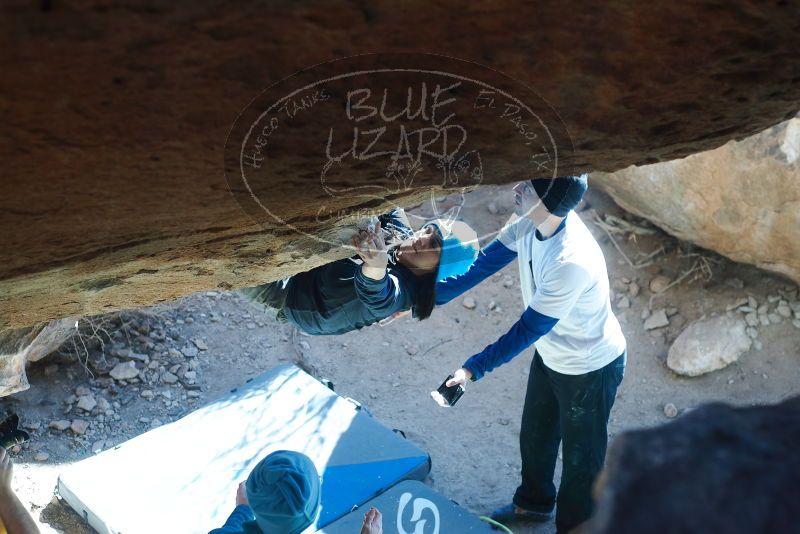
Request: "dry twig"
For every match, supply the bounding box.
[648,256,714,308]
[421,338,454,357]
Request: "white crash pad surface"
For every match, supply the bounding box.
[58,364,430,534]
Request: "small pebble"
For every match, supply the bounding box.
[649,275,672,294]
[776,302,792,318]
[403,343,419,356]
[23,421,41,431]
[628,282,640,298]
[181,346,199,358]
[109,361,139,381]
[49,420,71,431]
[76,395,97,412]
[724,278,744,289]
[161,372,179,384]
[644,309,669,330]
[663,403,678,418]
[462,297,477,310]
[70,419,89,435]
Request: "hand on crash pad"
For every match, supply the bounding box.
[235,481,249,506]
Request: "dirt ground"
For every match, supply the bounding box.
[3,186,800,534]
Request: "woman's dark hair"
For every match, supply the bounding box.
[409,229,443,321]
[411,271,437,320]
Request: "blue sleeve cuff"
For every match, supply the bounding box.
[354,267,409,316]
[208,505,255,534]
[354,265,389,289]
[435,240,517,305]
[464,307,558,380]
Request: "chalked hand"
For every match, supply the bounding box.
[353,222,389,279]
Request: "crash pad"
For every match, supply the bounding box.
[57,364,430,533]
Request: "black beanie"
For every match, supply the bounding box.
[529,174,588,216]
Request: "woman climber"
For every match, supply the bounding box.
[240,209,478,335]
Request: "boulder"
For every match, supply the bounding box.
[585,396,800,534]
[0,319,75,396]
[2,1,800,333]
[1,1,799,395]
[667,315,751,376]
[594,117,800,283]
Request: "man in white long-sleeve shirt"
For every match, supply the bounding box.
[437,175,626,533]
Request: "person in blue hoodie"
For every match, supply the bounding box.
[209,450,383,534]
[241,209,478,335]
[437,176,626,534]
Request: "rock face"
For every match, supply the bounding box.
[585,396,800,534]
[594,117,800,283]
[0,319,75,396]
[2,1,800,332]
[667,315,752,376]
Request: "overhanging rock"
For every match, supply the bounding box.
[2,1,800,331]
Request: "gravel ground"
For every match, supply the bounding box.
[3,186,799,533]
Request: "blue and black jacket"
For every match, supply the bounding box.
[277,210,421,335]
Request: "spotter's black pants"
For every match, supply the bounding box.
[513,351,625,533]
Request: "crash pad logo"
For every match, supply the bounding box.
[224,53,573,247]
[397,492,440,534]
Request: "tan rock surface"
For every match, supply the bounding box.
[2,1,800,331]
[594,118,800,283]
[0,319,75,396]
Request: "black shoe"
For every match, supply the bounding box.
[489,503,554,525]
